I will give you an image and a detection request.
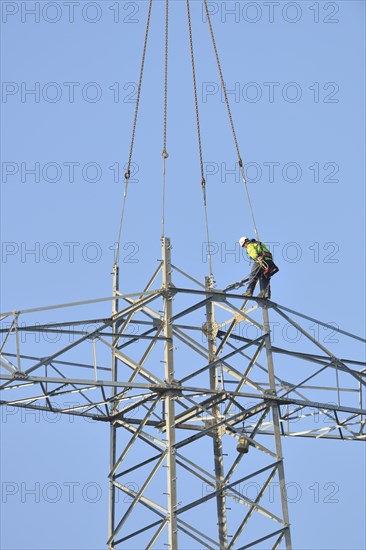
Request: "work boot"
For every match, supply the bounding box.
[258,290,271,299]
[243,290,253,298]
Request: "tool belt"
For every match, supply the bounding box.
[256,253,279,279]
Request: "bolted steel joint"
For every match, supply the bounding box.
[202,320,219,339]
[12,370,29,380]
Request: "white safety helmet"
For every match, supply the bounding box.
[239,236,249,247]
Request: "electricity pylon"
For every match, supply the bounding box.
[1,237,365,548]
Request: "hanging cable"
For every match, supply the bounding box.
[115,0,153,265]
[186,0,213,277]
[161,0,169,239]
[202,0,260,242]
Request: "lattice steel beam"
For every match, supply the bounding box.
[1,238,365,548]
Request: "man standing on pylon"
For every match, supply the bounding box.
[239,237,279,299]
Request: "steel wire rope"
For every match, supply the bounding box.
[114,0,153,265]
[161,0,169,239]
[186,0,214,277]
[202,0,260,241]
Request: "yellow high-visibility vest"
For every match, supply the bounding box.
[246,241,271,262]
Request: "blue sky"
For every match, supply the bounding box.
[1,1,365,549]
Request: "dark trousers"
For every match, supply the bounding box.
[246,262,270,295]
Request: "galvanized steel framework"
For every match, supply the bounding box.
[1,237,365,548]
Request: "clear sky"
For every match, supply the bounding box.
[1,1,365,549]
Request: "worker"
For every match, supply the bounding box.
[239,236,278,299]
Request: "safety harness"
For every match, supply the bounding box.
[255,243,279,279]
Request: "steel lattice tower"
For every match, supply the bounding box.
[1,1,365,548]
[1,237,365,548]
